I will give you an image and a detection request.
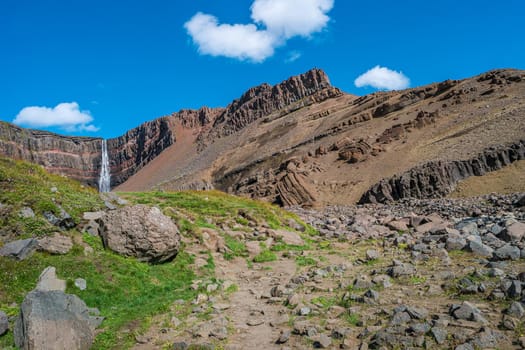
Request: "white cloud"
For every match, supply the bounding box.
[354,65,410,91]
[184,13,276,62]
[285,50,302,63]
[184,0,334,62]
[251,0,333,39]
[13,102,99,132]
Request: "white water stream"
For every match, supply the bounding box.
[98,139,111,192]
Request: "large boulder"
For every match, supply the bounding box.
[96,205,181,263]
[0,238,38,260]
[14,291,98,350]
[14,266,101,350]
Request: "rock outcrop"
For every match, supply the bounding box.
[360,141,525,203]
[96,205,181,263]
[204,68,343,145]
[14,267,101,350]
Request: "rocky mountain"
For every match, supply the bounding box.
[1,68,524,205]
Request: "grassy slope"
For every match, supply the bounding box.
[0,158,308,349]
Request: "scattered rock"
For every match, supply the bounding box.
[499,222,525,242]
[0,238,38,260]
[0,310,8,336]
[37,233,73,255]
[43,207,75,230]
[19,207,35,219]
[365,249,379,261]
[97,205,181,263]
[276,330,291,344]
[36,266,66,292]
[75,278,87,291]
[14,289,100,350]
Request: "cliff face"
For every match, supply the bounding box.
[0,122,102,186]
[359,141,525,204]
[107,117,175,186]
[0,117,178,189]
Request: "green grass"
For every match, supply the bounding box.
[344,312,361,326]
[295,255,317,267]
[0,234,197,349]
[253,249,277,263]
[120,190,300,231]
[223,235,248,260]
[0,157,104,237]
[311,295,338,309]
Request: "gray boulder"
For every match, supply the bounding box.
[0,238,38,260]
[36,266,66,292]
[19,207,35,219]
[14,290,99,350]
[493,244,521,261]
[0,310,8,336]
[97,205,181,263]
[499,222,525,242]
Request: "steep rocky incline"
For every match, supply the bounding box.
[360,140,525,203]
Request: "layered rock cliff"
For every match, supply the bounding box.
[359,140,525,204]
[201,68,343,147]
[0,122,101,186]
[107,117,175,186]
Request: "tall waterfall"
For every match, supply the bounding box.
[98,139,111,192]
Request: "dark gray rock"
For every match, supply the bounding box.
[450,301,485,322]
[504,280,522,299]
[506,301,525,318]
[467,240,494,257]
[493,244,521,260]
[43,207,75,230]
[97,205,181,263]
[276,329,291,344]
[314,333,332,348]
[14,290,100,350]
[446,236,467,251]
[172,342,188,350]
[390,311,411,325]
[405,306,429,320]
[387,260,416,278]
[431,327,447,345]
[408,322,430,335]
[470,327,505,349]
[0,238,38,260]
[455,343,474,350]
[0,310,8,336]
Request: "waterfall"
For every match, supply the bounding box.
[98,139,111,192]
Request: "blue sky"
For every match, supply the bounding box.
[1,0,524,138]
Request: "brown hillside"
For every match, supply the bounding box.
[117,68,525,206]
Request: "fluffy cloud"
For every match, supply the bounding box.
[251,0,333,38]
[184,13,276,62]
[13,102,99,132]
[354,66,410,91]
[184,0,334,62]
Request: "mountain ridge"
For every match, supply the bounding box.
[1,67,524,206]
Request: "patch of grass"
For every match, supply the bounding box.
[223,235,248,261]
[253,249,277,263]
[409,276,427,285]
[271,242,310,252]
[311,295,338,309]
[344,312,361,326]
[0,238,197,350]
[0,157,104,237]
[224,283,239,295]
[120,190,301,232]
[295,255,317,267]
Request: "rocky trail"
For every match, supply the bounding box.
[127,193,525,349]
